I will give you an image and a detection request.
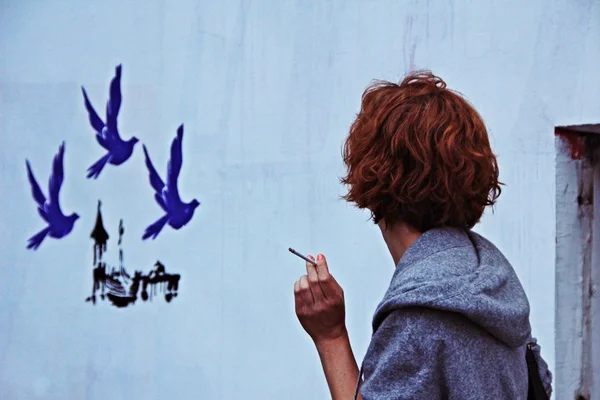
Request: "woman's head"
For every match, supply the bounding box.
[340,70,502,232]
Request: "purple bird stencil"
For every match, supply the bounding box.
[142,124,200,240]
[81,64,139,179]
[26,142,80,250]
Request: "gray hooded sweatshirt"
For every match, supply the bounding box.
[354,227,552,399]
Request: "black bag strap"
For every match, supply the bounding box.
[526,343,549,400]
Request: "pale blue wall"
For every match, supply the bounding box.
[1,0,599,398]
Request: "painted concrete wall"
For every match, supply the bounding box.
[1,0,599,398]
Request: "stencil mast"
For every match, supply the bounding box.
[86,200,181,308]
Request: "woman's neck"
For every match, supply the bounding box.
[378,220,422,266]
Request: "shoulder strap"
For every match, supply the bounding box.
[353,360,364,400]
[526,343,549,400]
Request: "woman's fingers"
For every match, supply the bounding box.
[306,255,326,303]
[294,253,342,314]
[316,254,343,299]
[298,274,314,305]
[293,280,304,312]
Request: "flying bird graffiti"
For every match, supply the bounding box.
[25,142,80,250]
[81,64,139,179]
[142,124,200,240]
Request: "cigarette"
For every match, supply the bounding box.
[288,248,317,266]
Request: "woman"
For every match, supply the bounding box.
[293,71,553,399]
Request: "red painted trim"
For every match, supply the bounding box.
[555,127,585,160]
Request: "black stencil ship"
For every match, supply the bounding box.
[86,200,181,308]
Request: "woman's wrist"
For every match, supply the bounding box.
[313,326,360,400]
[314,326,350,352]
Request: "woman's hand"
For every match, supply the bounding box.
[294,254,347,346]
[294,254,361,399]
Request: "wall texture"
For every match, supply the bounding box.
[1,0,599,398]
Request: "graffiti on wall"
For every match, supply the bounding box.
[86,200,181,308]
[24,64,198,308]
[25,142,80,250]
[81,64,139,179]
[142,124,200,240]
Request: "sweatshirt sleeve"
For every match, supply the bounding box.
[359,308,445,400]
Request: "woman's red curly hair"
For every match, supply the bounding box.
[340,70,502,231]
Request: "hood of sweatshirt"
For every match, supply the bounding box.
[372,227,531,348]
